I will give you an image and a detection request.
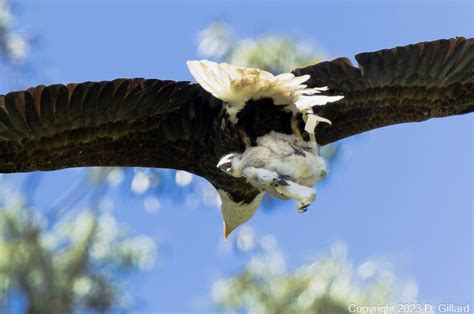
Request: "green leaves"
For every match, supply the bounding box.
[212,240,423,314]
[198,22,323,73]
[0,179,156,313]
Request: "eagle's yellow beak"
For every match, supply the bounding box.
[223,224,236,240]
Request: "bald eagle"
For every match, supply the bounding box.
[0,37,472,237]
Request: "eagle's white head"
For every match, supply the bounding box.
[217,189,265,239]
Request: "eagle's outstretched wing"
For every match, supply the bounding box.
[0,37,472,206]
[293,37,473,145]
[0,79,223,173]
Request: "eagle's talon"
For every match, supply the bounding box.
[217,153,236,175]
[298,205,308,213]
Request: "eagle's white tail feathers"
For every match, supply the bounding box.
[187,60,344,123]
[187,60,235,102]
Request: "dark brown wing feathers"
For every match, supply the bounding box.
[0,79,222,173]
[0,37,472,180]
[293,37,473,144]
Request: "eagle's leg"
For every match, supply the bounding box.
[216,123,252,175]
[237,127,252,149]
[291,114,304,141]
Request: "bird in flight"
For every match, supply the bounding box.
[0,37,472,238]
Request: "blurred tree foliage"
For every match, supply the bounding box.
[213,231,426,314]
[0,0,28,62]
[0,0,32,90]
[0,174,156,313]
[197,22,323,73]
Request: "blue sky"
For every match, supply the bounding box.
[3,0,473,312]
